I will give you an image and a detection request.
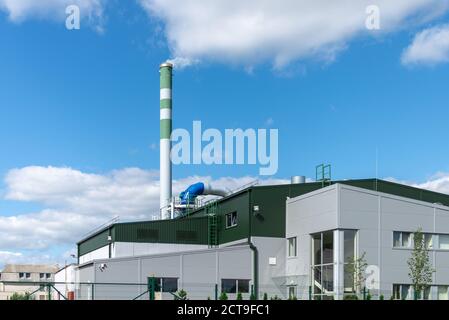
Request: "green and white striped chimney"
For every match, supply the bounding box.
[160,62,173,220]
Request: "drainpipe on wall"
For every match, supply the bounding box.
[248,189,259,299]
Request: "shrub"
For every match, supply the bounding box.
[10,292,33,300]
[263,292,268,300]
[343,294,358,300]
[270,295,282,300]
[236,292,243,300]
[175,289,188,300]
[379,295,384,300]
[219,292,228,300]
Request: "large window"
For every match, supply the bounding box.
[225,212,238,229]
[311,231,334,297]
[343,230,357,293]
[288,237,297,257]
[393,231,449,250]
[221,279,250,294]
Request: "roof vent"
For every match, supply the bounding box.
[291,176,306,184]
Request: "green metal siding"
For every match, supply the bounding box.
[77,179,449,254]
[114,217,209,245]
[250,183,327,238]
[78,229,110,257]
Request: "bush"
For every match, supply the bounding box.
[249,292,257,300]
[263,292,268,300]
[236,292,243,300]
[270,295,282,300]
[366,293,372,300]
[379,295,384,300]
[219,292,228,300]
[175,289,188,300]
[343,294,358,300]
[288,295,298,300]
[10,292,33,300]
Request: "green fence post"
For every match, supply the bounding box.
[215,284,218,300]
[309,286,312,300]
[363,287,366,300]
[92,283,95,300]
[148,277,156,300]
[47,284,51,301]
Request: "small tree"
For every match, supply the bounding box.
[236,292,243,300]
[346,251,368,295]
[407,228,435,300]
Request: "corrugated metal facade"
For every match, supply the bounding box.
[77,179,449,257]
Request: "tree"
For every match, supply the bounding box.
[407,228,435,300]
[346,251,368,295]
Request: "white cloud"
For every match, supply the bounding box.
[0,166,288,263]
[139,0,449,69]
[166,57,199,69]
[402,24,449,65]
[0,0,105,25]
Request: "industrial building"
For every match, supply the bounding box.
[73,62,449,300]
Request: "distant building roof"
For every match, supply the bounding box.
[1,264,59,273]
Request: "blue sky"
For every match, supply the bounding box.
[1,0,449,266]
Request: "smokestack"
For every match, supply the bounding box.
[160,62,173,220]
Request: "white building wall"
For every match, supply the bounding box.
[79,245,109,265]
[286,183,449,300]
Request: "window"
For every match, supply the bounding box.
[237,280,250,294]
[46,273,51,279]
[393,232,412,248]
[221,279,250,294]
[402,232,411,248]
[152,277,178,293]
[19,272,25,279]
[424,234,433,249]
[25,273,31,279]
[393,284,410,300]
[40,273,45,279]
[288,237,297,257]
[343,230,357,293]
[438,286,448,300]
[311,231,334,298]
[439,235,449,250]
[288,286,297,299]
[225,212,237,228]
